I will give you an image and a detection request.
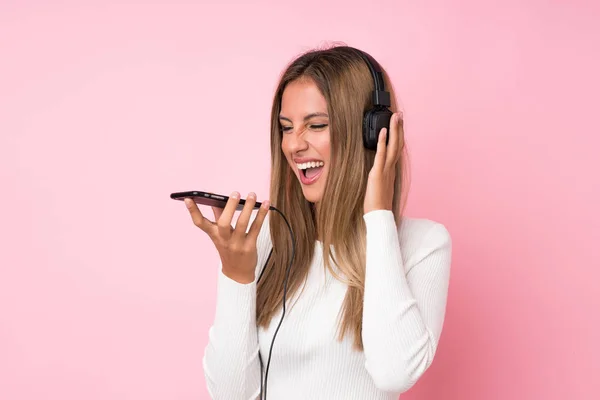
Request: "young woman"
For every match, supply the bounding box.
[184,45,452,399]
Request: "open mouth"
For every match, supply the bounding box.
[297,161,324,184]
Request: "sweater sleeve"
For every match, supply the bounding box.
[361,210,452,393]
[202,214,272,400]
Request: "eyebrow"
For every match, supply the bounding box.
[278,112,329,122]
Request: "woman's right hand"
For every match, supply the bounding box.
[184,192,270,284]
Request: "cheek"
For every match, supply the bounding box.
[318,136,331,163]
[280,138,290,161]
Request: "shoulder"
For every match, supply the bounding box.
[363,210,451,250]
[397,216,452,271]
[398,217,451,247]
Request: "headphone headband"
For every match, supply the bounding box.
[353,48,391,108]
[344,46,394,150]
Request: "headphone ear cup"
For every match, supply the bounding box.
[362,110,374,149]
[363,108,393,150]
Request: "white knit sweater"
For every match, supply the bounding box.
[202,210,452,399]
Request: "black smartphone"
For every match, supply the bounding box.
[170,191,263,211]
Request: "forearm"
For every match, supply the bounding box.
[361,210,451,393]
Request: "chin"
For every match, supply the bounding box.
[302,193,321,204]
[300,186,323,204]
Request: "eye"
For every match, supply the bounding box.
[280,126,292,133]
[310,124,328,130]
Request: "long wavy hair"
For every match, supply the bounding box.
[256,44,409,351]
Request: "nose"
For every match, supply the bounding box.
[283,127,309,153]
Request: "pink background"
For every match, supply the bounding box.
[1,1,599,399]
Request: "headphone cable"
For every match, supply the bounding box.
[257,205,295,400]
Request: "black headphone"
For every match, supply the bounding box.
[351,47,394,151]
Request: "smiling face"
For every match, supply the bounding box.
[280,78,331,205]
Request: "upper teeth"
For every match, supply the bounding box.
[296,161,324,170]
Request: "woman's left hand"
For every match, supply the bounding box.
[364,112,404,215]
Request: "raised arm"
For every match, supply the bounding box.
[361,210,452,393]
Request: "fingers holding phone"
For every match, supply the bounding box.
[232,192,258,240]
[216,192,241,240]
[183,191,270,283]
[184,198,214,234]
[247,197,269,242]
[211,205,223,221]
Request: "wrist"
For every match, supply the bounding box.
[221,267,255,284]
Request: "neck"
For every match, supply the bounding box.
[313,201,321,241]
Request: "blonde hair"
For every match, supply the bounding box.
[257,45,409,350]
